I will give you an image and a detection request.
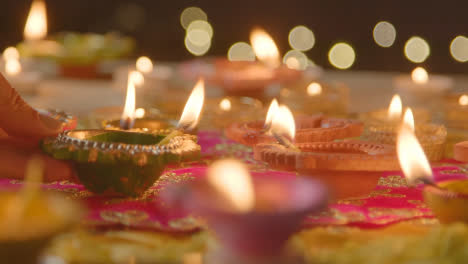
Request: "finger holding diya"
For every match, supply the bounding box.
[180,27,319,99]
[396,126,468,224]
[162,159,328,264]
[225,98,364,147]
[41,77,205,197]
[0,157,83,264]
[253,106,400,200]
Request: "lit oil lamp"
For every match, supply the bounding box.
[0,158,83,264]
[253,106,399,200]
[180,28,304,99]
[163,159,328,264]
[393,67,453,110]
[42,79,204,197]
[362,107,447,161]
[225,99,363,146]
[397,126,468,223]
[359,94,430,124]
[279,81,349,116]
[1,47,42,94]
[103,71,180,132]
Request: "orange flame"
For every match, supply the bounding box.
[264,99,279,129]
[250,28,280,68]
[178,79,205,131]
[402,108,415,132]
[120,71,137,128]
[24,0,47,41]
[207,159,255,212]
[271,105,296,140]
[396,125,433,185]
[411,67,428,84]
[387,94,402,120]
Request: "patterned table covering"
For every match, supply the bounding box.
[2,131,466,232]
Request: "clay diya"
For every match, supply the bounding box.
[359,94,430,124]
[163,160,328,264]
[443,93,468,129]
[280,81,349,116]
[254,141,399,200]
[42,129,200,197]
[226,114,363,146]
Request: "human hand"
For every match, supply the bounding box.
[0,73,75,182]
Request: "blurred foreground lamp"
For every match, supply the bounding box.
[1,47,42,94]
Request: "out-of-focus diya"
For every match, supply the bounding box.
[362,108,447,161]
[225,99,363,146]
[280,81,349,116]
[201,96,264,130]
[42,129,200,197]
[0,158,83,264]
[359,94,430,124]
[253,105,399,200]
[163,159,328,264]
[393,67,453,110]
[1,47,42,95]
[397,127,468,224]
[443,93,468,129]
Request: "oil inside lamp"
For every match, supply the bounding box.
[120,71,137,130]
[207,159,255,213]
[306,82,322,96]
[219,98,232,112]
[136,56,153,74]
[23,0,47,41]
[411,67,429,85]
[387,94,402,121]
[250,28,280,68]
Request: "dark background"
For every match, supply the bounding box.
[1,0,468,73]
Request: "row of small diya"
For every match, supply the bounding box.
[16,76,468,264]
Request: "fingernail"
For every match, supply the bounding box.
[39,113,63,131]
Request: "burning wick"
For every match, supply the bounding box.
[120,72,137,130]
[264,98,279,130]
[396,125,435,186]
[387,94,402,121]
[270,105,300,151]
[158,79,205,145]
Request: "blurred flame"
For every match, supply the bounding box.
[5,59,22,76]
[24,0,47,41]
[135,108,145,118]
[459,95,468,106]
[271,105,296,140]
[250,28,280,68]
[121,71,137,127]
[403,108,415,132]
[3,47,19,61]
[264,99,279,128]
[207,159,255,212]
[178,79,205,131]
[387,94,402,120]
[307,82,322,96]
[411,67,428,84]
[129,71,144,86]
[136,56,153,73]
[219,98,231,111]
[397,126,433,185]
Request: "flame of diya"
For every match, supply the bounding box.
[225,115,364,146]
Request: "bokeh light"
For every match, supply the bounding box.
[180,7,207,29]
[135,108,145,118]
[450,35,468,62]
[185,35,211,56]
[136,56,153,73]
[283,50,308,70]
[404,36,430,63]
[307,82,322,96]
[2,47,19,60]
[129,71,144,86]
[459,95,468,106]
[184,18,213,56]
[288,25,315,51]
[373,21,396,48]
[227,42,255,61]
[187,20,213,38]
[328,42,356,70]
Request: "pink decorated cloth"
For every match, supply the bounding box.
[0,131,466,232]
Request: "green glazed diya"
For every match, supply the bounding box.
[42,129,200,197]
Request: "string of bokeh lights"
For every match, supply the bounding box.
[122,6,468,70]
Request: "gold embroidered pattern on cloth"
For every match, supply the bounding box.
[377,175,408,188]
[168,216,203,231]
[368,188,406,198]
[100,210,157,227]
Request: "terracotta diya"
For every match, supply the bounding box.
[163,160,328,264]
[225,102,363,146]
